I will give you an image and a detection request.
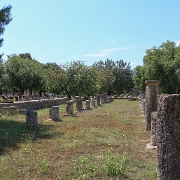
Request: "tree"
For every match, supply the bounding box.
[4,54,43,95]
[113,60,134,95]
[43,62,64,94]
[133,65,147,91]
[0,5,12,47]
[93,59,115,95]
[60,61,98,99]
[93,59,134,95]
[142,41,180,93]
[0,59,4,93]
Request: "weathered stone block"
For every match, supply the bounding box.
[145,80,160,131]
[85,100,91,110]
[49,106,61,121]
[150,111,157,146]
[75,96,82,112]
[26,109,38,127]
[156,94,180,180]
[66,100,74,115]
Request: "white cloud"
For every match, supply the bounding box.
[130,62,136,66]
[108,40,117,44]
[84,53,107,57]
[175,41,180,47]
[101,46,133,53]
[84,45,133,57]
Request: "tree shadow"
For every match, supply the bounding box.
[0,118,63,155]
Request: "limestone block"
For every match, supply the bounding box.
[26,109,38,127]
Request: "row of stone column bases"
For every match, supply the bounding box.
[139,80,180,180]
[1,94,114,126]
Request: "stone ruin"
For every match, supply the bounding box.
[75,96,83,112]
[145,80,160,131]
[150,111,157,146]
[96,94,101,106]
[140,80,180,179]
[26,109,38,127]
[91,98,96,108]
[65,100,74,115]
[84,100,91,110]
[3,106,16,115]
[49,106,61,121]
[156,94,180,180]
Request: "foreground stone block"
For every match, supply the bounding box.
[156,94,180,180]
[91,99,96,107]
[96,94,101,106]
[49,106,61,121]
[66,100,74,115]
[100,94,104,104]
[104,94,108,103]
[85,100,91,110]
[26,109,38,127]
[75,96,82,112]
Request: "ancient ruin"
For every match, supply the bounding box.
[26,109,38,127]
[145,80,160,131]
[156,94,180,180]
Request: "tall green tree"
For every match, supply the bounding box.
[4,54,43,95]
[142,41,180,93]
[133,65,146,91]
[61,61,98,98]
[0,5,12,48]
[93,59,115,95]
[0,59,4,93]
[113,60,134,95]
[43,62,64,94]
[93,59,134,95]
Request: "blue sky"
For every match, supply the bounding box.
[0,0,180,69]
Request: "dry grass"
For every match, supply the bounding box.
[0,99,157,180]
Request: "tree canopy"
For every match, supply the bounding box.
[133,41,180,93]
[0,5,12,48]
[4,54,43,95]
[93,59,134,95]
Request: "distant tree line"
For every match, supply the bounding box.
[0,4,135,98]
[0,55,134,98]
[1,5,180,96]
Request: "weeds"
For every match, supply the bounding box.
[104,150,127,177]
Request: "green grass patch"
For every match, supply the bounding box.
[0,99,157,179]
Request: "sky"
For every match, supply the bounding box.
[0,0,180,69]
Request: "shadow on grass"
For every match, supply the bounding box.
[0,118,63,155]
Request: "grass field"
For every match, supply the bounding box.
[0,99,157,180]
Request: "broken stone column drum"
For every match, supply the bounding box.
[100,94,104,104]
[66,100,74,115]
[26,109,38,127]
[91,99,96,107]
[85,100,91,110]
[150,111,157,146]
[145,80,160,131]
[49,106,60,120]
[107,97,110,103]
[96,94,101,106]
[75,96,82,111]
[156,94,180,180]
[104,94,108,103]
